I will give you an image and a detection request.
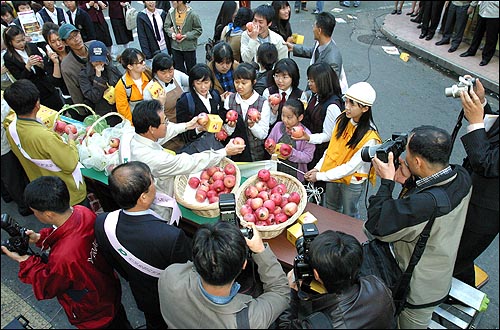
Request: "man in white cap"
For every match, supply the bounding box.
[304,81,381,219]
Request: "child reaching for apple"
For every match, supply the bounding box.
[265,99,315,182]
[220,63,271,162]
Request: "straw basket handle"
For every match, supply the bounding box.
[83,112,127,146]
[57,103,96,117]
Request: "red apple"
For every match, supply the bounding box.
[250,197,263,210]
[197,112,209,126]
[200,170,210,181]
[188,177,200,189]
[212,179,225,193]
[267,177,278,189]
[195,189,207,203]
[176,33,183,40]
[107,147,118,154]
[288,191,301,204]
[245,185,259,199]
[243,213,256,223]
[269,93,281,106]
[199,182,210,192]
[279,143,293,158]
[245,22,254,32]
[212,171,225,181]
[215,129,228,141]
[223,175,236,189]
[226,110,238,122]
[256,206,270,221]
[275,212,289,224]
[283,202,298,216]
[264,138,276,151]
[247,108,261,122]
[255,181,268,193]
[206,166,219,177]
[109,137,120,148]
[257,169,271,182]
[54,120,67,133]
[64,124,77,135]
[206,190,218,199]
[208,195,219,204]
[263,200,276,213]
[273,206,282,215]
[280,197,289,208]
[224,163,236,175]
[232,137,245,145]
[270,193,282,206]
[291,125,305,138]
[266,213,275,225]
[85,126,94,137]
[257,190,269,201]
[240,204,253,216]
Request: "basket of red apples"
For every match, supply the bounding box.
[174,157,241,218]
[235,169,307,239]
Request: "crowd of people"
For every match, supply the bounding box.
[0,1,498,329]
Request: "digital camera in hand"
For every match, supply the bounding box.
[361,133,408,168]
[293,223,319,281]
[1,213,29,256]
[445,76,476,98]
[219,193,238,226]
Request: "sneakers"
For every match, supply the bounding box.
[312,10,320,14]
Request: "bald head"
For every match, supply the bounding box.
[109,161,153,209]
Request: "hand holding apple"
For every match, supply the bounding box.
[224,138,245,156]
[197,112,209,126]
[290,125,304,138]
[247,108,261,126]
[291,129,310,141]
[264,138,276,154]
[226,110,238,124]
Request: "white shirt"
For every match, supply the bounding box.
[262,86,292,125]
[145,9,166,50]
[143,70,190,100]
[223,91,270,140]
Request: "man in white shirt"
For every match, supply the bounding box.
[240,4,288,63]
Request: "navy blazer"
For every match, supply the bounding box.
[136,10,167,60]
[66,7,96,42]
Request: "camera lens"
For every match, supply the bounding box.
[361,145,379,162]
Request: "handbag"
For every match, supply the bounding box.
[177,132,224,155]
[360,186,451,315]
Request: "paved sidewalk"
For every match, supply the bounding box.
[381,13,499,93]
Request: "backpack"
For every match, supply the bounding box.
[120,75,132,102]
[125,3,138,30]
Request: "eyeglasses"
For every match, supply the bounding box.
[66,30,80,42]
[133,59,145,65]
[159,116,169,126]
[273,74,291,81]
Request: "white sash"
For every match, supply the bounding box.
[8,118,84,189]
[103,210,164,278]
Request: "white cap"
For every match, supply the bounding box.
[344,82,376,107]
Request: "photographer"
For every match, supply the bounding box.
[158,221,290,328]
[278,230,396,329]
[1,176,131,329]
[364,125,472,329]
[453,77,499,287]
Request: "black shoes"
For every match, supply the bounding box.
[397,9,402,14]
[479,59,489,66]
[435,39,450,46]
[417,24,422,29]
[419,33,426,39]
[459,51,475,57]
[410,17,421,23]
[425,33,434,40]
[448,46,458,53]
[391,9,397,14]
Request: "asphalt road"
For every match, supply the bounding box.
[1,1,498,329]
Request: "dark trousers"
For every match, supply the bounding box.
[143,311,168,329]
[105,304,133,329]
[453,204,499,287]
[1,151,30,212]
[466,15,500,62]
[441,3,470,48]
[171,49,197,74]
[420,1,445,36]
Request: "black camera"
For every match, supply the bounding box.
[1,213,29,256]
[293,223,319,281]
[445,76,476,98]
[240,227,254,239]
[361,133,408,168]
[219,193,238,226]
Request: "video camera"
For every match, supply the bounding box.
[445,76,476,98]
[1,213,29,256]
[219,193,253,240]
[361,133,408,168]
[293,223,319,281]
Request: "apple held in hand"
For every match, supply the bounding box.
[264,138,276,151]
[226,110,238,122]
[269,93,281,106]
[107,147,118,154]
[247,108,261,122]
[176,33,183,40]
[232,137,245,145]
[246,22,254,32]
[197,112,209,126]
[54,120,67,133]
[109,138,120,148]
[291,125,304,138]
[279,143,292,158]
[64,124,77,135]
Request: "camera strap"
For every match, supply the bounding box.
[103,210,164,278]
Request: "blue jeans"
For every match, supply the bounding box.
[342,1,361,6]
[316,1,324,12]
[324,181,366,219]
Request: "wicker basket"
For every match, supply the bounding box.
[235,171,307,239]
[174,157,241,218]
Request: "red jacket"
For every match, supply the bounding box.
[18,206,122,329]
